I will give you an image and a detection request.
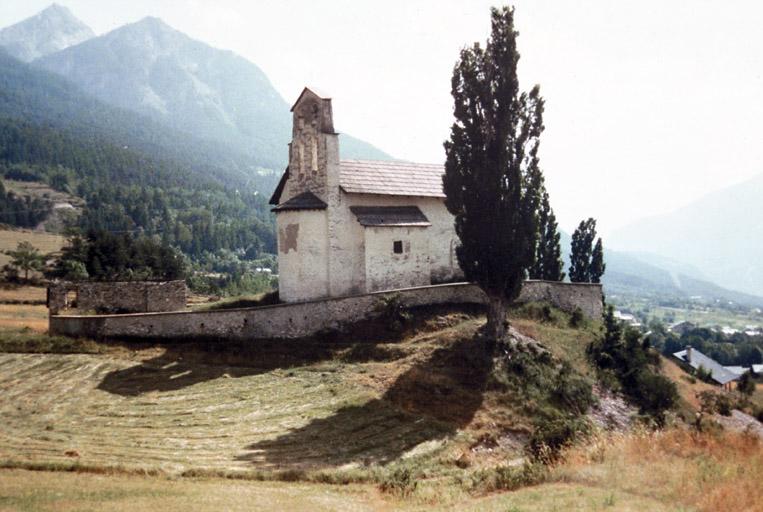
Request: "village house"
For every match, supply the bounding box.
[269,88,462,302]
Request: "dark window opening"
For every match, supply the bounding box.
[393,240,403,254]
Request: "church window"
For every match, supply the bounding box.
[393,241,403,254]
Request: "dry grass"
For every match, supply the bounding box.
[0,469,392,512]
[0,304,48,331]
[555,428,763,512]
[0,228,65,270]
[0,285,46,303]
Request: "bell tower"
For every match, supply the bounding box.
[287,87,337,203]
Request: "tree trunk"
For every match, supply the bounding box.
[485,294,508,341]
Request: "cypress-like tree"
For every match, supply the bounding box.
[590,238,606,283]
[443,6,545,340]
[569,218,595,282]
[569,218,605,283]
[529,189,565,281]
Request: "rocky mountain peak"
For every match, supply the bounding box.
[0,3,95,62]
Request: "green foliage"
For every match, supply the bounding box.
[442,6,544,337]
[528,416,591,463]
[468,462,548,493]
[3,241,45,281]
[588,305,678,424]
[378,467,418,497]
[590,238,605,284]
[695,365,713,383]
[697,390,733,416]
[737,371,756,397]
[569,218,606,283]
[374,294,412,333]
[0,178,51,228]
[569,307,586,329]
[529,189,565,281]
[48,231,185,282]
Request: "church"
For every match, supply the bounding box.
[269,88,462,302]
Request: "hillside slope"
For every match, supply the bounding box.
[609,172,763,297]
[34,15,390,173]
[559,231,763,307]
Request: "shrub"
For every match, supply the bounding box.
[528,416,591,463]
[588,305,679,424]
[374,294,412,333]
[631,370,678,425]
[697,390,733,416]
[552,364,596,415]
[569,307,586,328]
[378,467,418,497]
[737,371,756,397]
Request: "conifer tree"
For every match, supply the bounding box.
[443,6,544,340]
[530,189,565,281]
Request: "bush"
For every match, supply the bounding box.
[552,364,596,415]
[374,294,412,333]
[737,371,756,397]
[588,305,679,424]
[631,370,678,424]
[528,416,591,463]
[569,307,586,328]
[378,467,418,497]
[697,390,733,416]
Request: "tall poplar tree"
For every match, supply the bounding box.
[443,6,545,340]
[569,218,605,283]
[529,189,565,281]
[590,238,606,283]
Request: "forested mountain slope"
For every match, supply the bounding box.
[34,15,390,174]
[0,49,276,257]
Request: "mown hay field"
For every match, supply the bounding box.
[0,308,760,511]
[0,229,65,267]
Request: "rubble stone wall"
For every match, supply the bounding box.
[49,281,601,341]
[48,281,186,315]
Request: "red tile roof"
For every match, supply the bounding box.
[339,160,445,197]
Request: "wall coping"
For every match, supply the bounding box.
[50,280,602,320]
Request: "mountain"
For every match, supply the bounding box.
[34,15,390,175]
[0,4,94,62]
[0,49,269,190]
[558,232,763,308]
[608,173,763,297]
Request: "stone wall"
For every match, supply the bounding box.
[48,281,187,315]
[49,281,602,341]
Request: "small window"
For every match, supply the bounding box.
[393,240,403,254]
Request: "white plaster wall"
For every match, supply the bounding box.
[364,226,431,292]
[326,193,462,296]
[277,209,329,302]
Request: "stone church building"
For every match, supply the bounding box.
[269,88,462,302]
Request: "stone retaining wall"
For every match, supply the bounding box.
[48,281,187,315]
[49,281,602,341]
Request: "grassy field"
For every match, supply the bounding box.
[0,228,65,268]
[0,306,760,511]
[0,304,48,331]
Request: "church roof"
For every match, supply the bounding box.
[340,160,445,198]
[350,206,431,227]
[271,191,327,212]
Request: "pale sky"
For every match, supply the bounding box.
[2,1,762,236]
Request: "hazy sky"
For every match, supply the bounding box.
[2,1,762,235]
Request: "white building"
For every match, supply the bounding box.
[269,88,462,302]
